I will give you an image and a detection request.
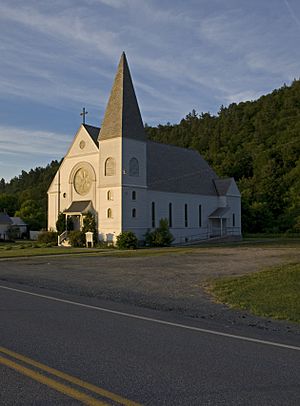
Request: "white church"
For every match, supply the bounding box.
[48,53,241,244]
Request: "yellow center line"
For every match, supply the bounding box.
[0,346,141,406]
[0,355,108,406]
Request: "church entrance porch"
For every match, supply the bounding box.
[67,215,81,231]
[57,200,95,246]
[63,200,94,231]
[208,207,230,237]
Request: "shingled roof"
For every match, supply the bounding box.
[98,52,146,142]
[64,201,94,214]
[147,141,219,196]
[0,212,12,225]
[214,179,233,196]
[83,124,100,146]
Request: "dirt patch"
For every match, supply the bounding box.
[1,246,300,334]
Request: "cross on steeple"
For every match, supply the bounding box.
[80,107,88,124]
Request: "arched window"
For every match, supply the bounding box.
[107,190,113,200]
[105,157,116,176]
[107,208,112,218]
[132,191,136,200]
[129,157,139,177]
[132,208,136,218]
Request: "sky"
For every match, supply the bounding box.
[1,0,300,181]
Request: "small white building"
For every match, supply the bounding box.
[48,53,241,244]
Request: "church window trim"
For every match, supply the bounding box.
[105,157,116,176]
[129,157,139,177]
[107,208,112,218]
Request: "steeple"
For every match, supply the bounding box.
[98,52,147,142]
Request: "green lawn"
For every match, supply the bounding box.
[0,243,99,258]
[210,263,300,323]
[0,241,191,258]
[1,237,300,258]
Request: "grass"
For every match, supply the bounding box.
[0,241,193,259]
[0,237,300,259]
[209,263,300,323]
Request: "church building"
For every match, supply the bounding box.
[48,53,241,244]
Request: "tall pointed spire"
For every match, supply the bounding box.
[98,52,147,142]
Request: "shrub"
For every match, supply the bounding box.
[82,211,98,243]
[145,218,174,247]
[96,240,115,249]
[56,212,73,234]
[68,230,86,247]
[37,231,58,246]
[116,231,138,249]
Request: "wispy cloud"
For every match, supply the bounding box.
[284,0,300,29]
[1,0,300,179]
[0,126,70,158]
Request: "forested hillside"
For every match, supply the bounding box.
[1,80,300,232]
[0,161,60,229]
[146,80,300,233]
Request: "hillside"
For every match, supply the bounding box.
[146,80,300,233]
[0,161,60,229]
[1,80,300,232]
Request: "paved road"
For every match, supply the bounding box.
[1,282,300,405]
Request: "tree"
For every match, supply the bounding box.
[116,231,138,249]
[0,194,18,216]
[0,178,5,193]
[15,199,44,230]
[145,218,174,247]
[56,212,73,234]
[82,211,97,242]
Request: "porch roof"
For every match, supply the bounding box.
[208,207,230,219]
[63,200,93,214]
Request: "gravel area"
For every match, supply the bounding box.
[1,246,300,335]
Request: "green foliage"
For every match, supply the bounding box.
[56,212,73,234]
[68,230,86,247]
[145,218,174,247]
[15,199,45,230]
[82,211,98,243]
[37,231,58,246]
[0,161,60,230]
[0,194,18,216]
[6,226,20,241]
[146,80,300,233]
[116,231,138,249]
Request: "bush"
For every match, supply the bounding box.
[37,231,58,246]
[56,212,73,234]
[116,231,138,249]
[68,230,86,247]
[145,218,174,247]
[82,211,98,243]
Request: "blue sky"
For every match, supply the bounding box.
[1,0,300,181]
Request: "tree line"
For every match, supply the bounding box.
[146,80,300,233]
[0,161,60,230]
[1,79,300,233]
